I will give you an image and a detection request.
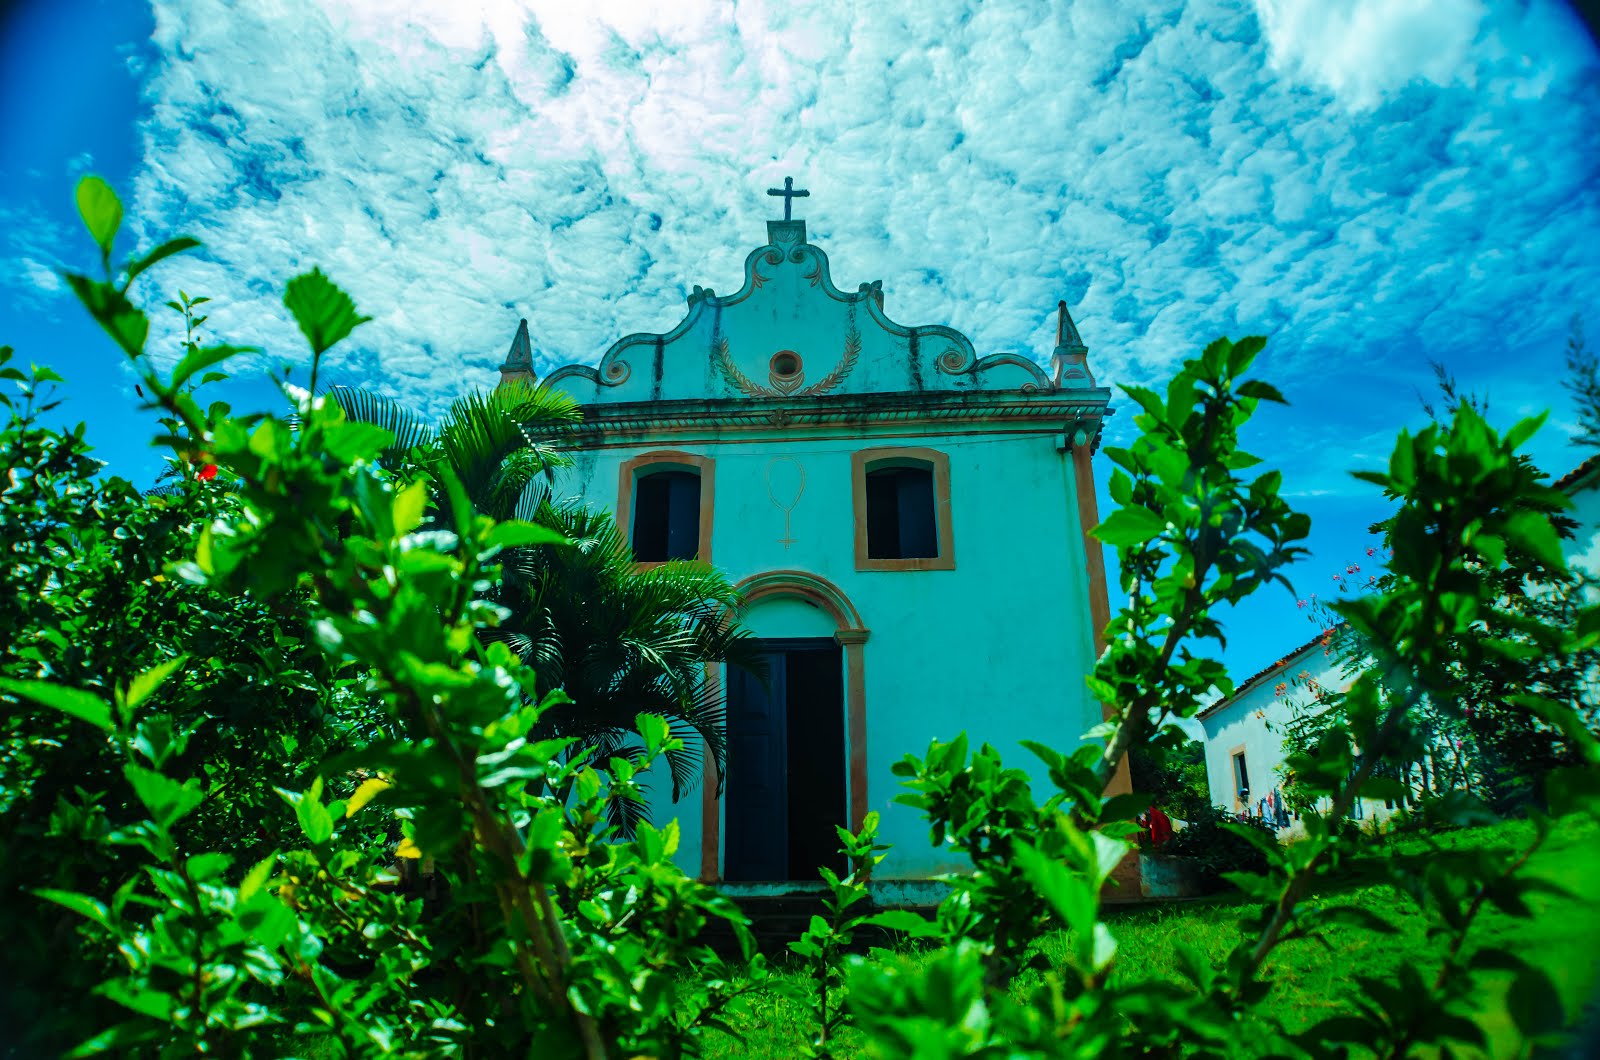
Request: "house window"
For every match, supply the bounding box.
[866,466,937,559]
[1231,749,1250,808]
[851,448,955,571]
[633,470,701,561]
[617,451,714,566]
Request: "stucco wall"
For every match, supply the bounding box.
[1565,477,1600,578]
[563,428,1104,880]
[1199,645,1393,830]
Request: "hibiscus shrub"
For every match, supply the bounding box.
[2,177,1597,1059]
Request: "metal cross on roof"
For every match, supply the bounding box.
[766,176,809,221]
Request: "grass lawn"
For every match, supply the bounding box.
[703,815,1600,1058]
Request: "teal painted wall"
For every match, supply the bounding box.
[564,428,1103,880]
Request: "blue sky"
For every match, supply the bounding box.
[3,0,1598,688]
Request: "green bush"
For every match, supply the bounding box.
[1,176,1597,1058]
[1158,804,1276,892]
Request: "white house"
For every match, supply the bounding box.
[1197,632,1396,832]
[505,190,1128,892]
[1199,453,1600,830]
[1558,454,1600,576]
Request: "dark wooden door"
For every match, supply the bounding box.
[724,652,788,881]
[724,639,846,882]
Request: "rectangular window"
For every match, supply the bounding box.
[866,467,939,559]
[632,470,702,561]
[852,448,954,571]
[1232,751,1250,795]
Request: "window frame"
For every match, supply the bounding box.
[617,450,715,568]
[1229,746,1250,811]
[850,446,954,572]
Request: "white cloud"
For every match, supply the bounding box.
[101,0,1599,434]
[1252,0,1488,109]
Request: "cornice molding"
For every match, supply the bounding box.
[572,387,1114,446]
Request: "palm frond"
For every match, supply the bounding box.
[435,385,579,509]
[324,386,434,471]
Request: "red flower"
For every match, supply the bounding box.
[1365,547,1377,557]
[197,464,218,481]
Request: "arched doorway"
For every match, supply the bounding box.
[704,570,869,882]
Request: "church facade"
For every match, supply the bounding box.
[508,196,1124,890]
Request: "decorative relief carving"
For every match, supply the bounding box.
[766,457,806,549]
[768,350,804,393]
[714,327,861,398]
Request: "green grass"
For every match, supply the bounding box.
[703,815,1600,1058]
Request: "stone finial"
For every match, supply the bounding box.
[497,318,537,388]
[1050,300,1093,388]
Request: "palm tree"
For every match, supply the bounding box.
[494,503,761,831]
[325,381,578,526]
[325,383,757,830]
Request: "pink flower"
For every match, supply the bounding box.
[1296,599,1307,609]
[1365,547,1377,557]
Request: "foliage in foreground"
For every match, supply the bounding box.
[1,177,1597,1058]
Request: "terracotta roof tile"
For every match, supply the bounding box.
[1197,625,1344,723]
[1556,453,1600,493]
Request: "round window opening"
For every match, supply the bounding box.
[770,350,802,378]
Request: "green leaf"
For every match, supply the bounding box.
[65,1019,162,1058]
[124,236,201,285]
[1507,965,1565,1036]
[637,712,671,753]
[1237,379,1286,404]
[185,852,233,881]
[75,176,122,258]
[1504,411,1547,453]
[283,268,371,355]
[296,782,334,845]
[1092,507,1167,548]
[124,764,203,827]
[96,981,175,1021]
[63,274,148,359]
[1502,510,1566,570]
[33,888,111,929]
[1100,792,1151,824]
[392,479,429,536]
[345,778,391,817]
[485,520,572,549]
[861,909,939,937]
[124,656,187,714]
[1227,335,1267,375]
[1014,840,1095,936]
[1311,904,1399,935]
[0,678,113,732]
[1119,383,1166,423]
[171,344,257,390]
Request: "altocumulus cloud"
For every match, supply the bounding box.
[109,0,1599,432]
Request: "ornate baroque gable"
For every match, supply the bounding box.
[524,183,1111,448]
[544,218,1099,405]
